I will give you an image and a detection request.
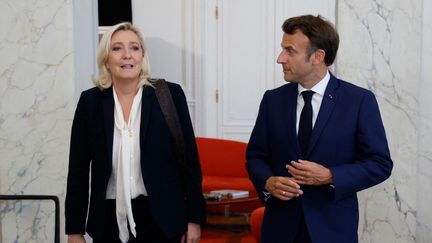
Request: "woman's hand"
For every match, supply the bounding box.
[180,223,201,243]
[67,234,86,243]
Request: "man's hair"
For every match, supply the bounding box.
[93,22,152,90]
[282,15,339,66]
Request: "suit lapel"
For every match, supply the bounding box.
[307,74,339,157]
[102,87,115,165]
[140,85,155,149]
[284,84,302,156]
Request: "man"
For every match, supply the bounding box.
[246,15,393,243]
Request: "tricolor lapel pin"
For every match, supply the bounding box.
[328,94,333,100]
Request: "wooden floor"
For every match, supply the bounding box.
[201,212,257,243]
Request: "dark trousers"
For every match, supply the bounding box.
[93,195,182,243]
[293,208,312,243]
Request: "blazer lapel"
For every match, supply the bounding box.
[307,74,339,157]
[284,84,302,156]
[102,85,154,169]
[140,85,155,149]
[102,87,115,166]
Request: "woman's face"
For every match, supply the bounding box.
[106,30,144,84]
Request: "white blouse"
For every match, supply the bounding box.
[105,86,147,243]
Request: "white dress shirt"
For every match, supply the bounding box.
[296,71,330,134]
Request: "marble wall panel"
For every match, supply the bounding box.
[417,0,432,242]
[0,0,74,242]
[337,0,423,242]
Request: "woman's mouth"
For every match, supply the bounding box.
[121,64,134,69]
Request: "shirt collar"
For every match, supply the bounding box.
[298,70,330,96]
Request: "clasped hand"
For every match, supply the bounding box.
[264,159,333,201]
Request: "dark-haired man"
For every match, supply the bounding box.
[246,15,392,243]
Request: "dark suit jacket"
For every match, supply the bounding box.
[65,82,206,239]
[246,73,393,243]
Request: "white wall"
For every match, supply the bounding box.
[132,0,199,129]
[73,0,98,102]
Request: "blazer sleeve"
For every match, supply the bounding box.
[65,92,92,234]
[330,90,393,200]
[246,91,277,201]
[168,83,206,225]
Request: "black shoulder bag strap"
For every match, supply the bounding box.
[153,79,188,190]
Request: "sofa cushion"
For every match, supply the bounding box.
[196,138,263,214]
[197,137,249,177]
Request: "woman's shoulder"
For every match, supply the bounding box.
[77,86,112,106]
[167,81,186,102]
[152,79,184,97]
[164,80,182,92]
[81,86,106,95]
[149,79,182,93]
[80,86,112,97]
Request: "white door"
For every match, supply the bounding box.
[213,0,276,141]
[203,0,336,142]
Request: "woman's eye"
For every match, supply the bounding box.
[112,46,121,51]
[131,46,140,51]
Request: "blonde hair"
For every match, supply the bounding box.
[92,22,152,89]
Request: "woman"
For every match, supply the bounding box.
[65,22,206,243]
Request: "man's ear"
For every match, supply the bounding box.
[312,49,326,65]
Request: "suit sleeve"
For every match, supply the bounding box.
[169,83,206,225]
[65,92,91,234]
[246,91,277,202]
[330,91,393,200]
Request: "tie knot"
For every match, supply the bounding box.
[301,90,315,103]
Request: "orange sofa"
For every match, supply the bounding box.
[249,206,265,243]
[196,137,263,213]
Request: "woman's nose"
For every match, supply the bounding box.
[123,49,132,59]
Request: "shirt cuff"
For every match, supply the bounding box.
[262,191,272,201]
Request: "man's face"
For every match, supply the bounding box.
[277,31,316,85]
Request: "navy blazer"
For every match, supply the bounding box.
[65,82,206,239]
[246,74,393,243]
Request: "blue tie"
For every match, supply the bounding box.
[298,90,315,156]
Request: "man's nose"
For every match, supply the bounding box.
[277,52,285,64]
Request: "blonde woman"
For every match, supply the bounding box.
[65,22,205,243]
